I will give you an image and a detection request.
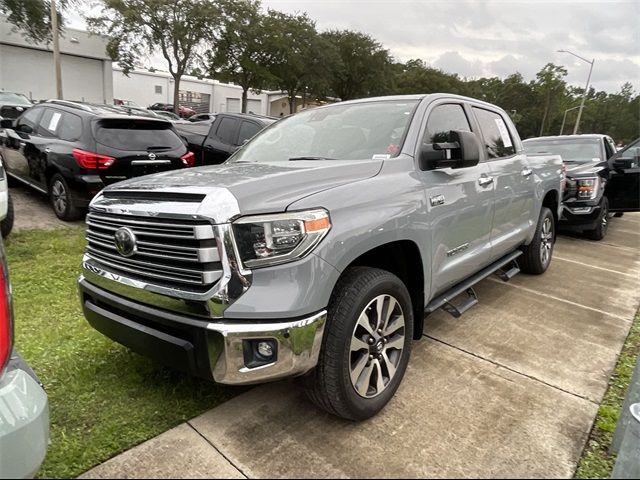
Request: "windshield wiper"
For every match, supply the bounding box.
[288,156,336,161]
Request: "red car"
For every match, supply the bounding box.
[149,103,196,118]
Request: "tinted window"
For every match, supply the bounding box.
[523,138,602,163]
[59,112,83,142]
[94,119,184,151]
[38,108,61,137]
[16,107,42,132]
[238,121,261,144]
[216,117,238,144]
[472,107,516,159]
[424,104,471,143]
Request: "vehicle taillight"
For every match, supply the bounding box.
[0,263,12,374]
[73,149,115,170]
[181,151,195,167]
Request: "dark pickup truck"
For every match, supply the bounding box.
[176,113,276,166]
[524,134,640,240]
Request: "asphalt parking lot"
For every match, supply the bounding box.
[10,187,639,478]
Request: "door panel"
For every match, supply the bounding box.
[422,164,495,294]
[2,107,44,180]
[203,117,239,164]
[606,138,640,211]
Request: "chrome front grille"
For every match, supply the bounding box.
[85,211,222,292]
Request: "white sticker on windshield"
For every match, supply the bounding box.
[494,118,513,148]
[49,112,61,132]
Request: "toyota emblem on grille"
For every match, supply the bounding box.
[148,152,156,160]
[114,227,137,257]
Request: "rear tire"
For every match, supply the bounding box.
[585,197,609,241]
[520,207,555,274]
[303,267,413,421]
[614,212,624,218]
[49,174,83,221]
[1,194,14,237]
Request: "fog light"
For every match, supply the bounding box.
[258,341,274,358]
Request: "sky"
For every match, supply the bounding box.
[69,0,640,93]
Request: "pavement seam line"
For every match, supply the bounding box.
[186,422,250,479]
[553,256,639,278]
[560,238,638,254]
[486,277,629,321]
[423,334,599,405]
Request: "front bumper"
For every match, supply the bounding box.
[0,353,49,479]
[560,201,603,230]
[79,276,326,385]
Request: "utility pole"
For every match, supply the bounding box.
[557,50,595,135]
[51,0,63,99]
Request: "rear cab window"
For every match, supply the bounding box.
[238,121,262,144]
[472,107,516,159]
[93,118,184,151]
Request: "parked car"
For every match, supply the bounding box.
[176,112,276,165]
[187,113,216,122]
[149,103,196,118]
[0,99,194,221]
[79,94,567,421]
[523,134,639,240]
[0,92,32,121]
[0,235,49,478]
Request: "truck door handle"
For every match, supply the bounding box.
[522,168,533,177]
[478,176,494,187]
[44,148,51,153]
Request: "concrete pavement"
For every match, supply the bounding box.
[81,213,640,479]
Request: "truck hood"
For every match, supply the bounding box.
[102,159,383,217]
[564,160,607,178]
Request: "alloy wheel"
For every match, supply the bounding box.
[52,180,67,216]
[540,217,553,267]
[349,294,405,399]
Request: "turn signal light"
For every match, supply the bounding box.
[0,264,12,374]
[181,151,195,167]
[73,149,115,170]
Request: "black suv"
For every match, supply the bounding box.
[0,100,193,220]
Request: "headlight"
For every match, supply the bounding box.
[576,177,600,200]
[233,209,331,268]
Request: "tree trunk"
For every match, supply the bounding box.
[172,74,181,116]
[289,93,296,114]
[539,91,550,136]
[242,88,248,113]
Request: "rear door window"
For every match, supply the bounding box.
[472,107,516,159]
[59,112,83,142]
[215,117,239,144]
[94,119,183,151]
[238,121,261,144]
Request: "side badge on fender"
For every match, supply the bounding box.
[430,194,446,207]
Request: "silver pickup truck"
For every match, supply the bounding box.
[78,94,562,420]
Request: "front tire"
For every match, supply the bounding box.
[520,207,555,274]
[49,174,83,221]
[585,197,609,241]
[303,267,414,421]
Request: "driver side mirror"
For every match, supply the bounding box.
[613,156,639,171]
[0,119,13,129]
[419,130,481,171]
[17,124,33,134]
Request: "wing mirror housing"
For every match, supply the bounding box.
[419,130,481,171]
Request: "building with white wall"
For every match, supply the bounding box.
[0,16,112,103]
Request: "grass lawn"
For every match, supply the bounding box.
[6,227,240,478]
[575,310,640,478]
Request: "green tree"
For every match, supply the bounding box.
[87,0,221,115]
[393,59,466,96]
[0,0,67,42]
[206,0,275,113]
[262,10,324,113]
[534,63,568,136]
[321,29,393,100]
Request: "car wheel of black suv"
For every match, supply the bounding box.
[519,207,555,275]
[49,174,83,221]
[585,197,609,241]
[303,267,413,421]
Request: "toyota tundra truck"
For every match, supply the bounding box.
[78,94,563,420]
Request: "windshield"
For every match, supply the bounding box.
[523,138,602,162]
[230,100,419,163]
[0,92,32,106]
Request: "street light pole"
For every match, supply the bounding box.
[560,106,581,135]
[558,49,594,135]
[50,0,63,99]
